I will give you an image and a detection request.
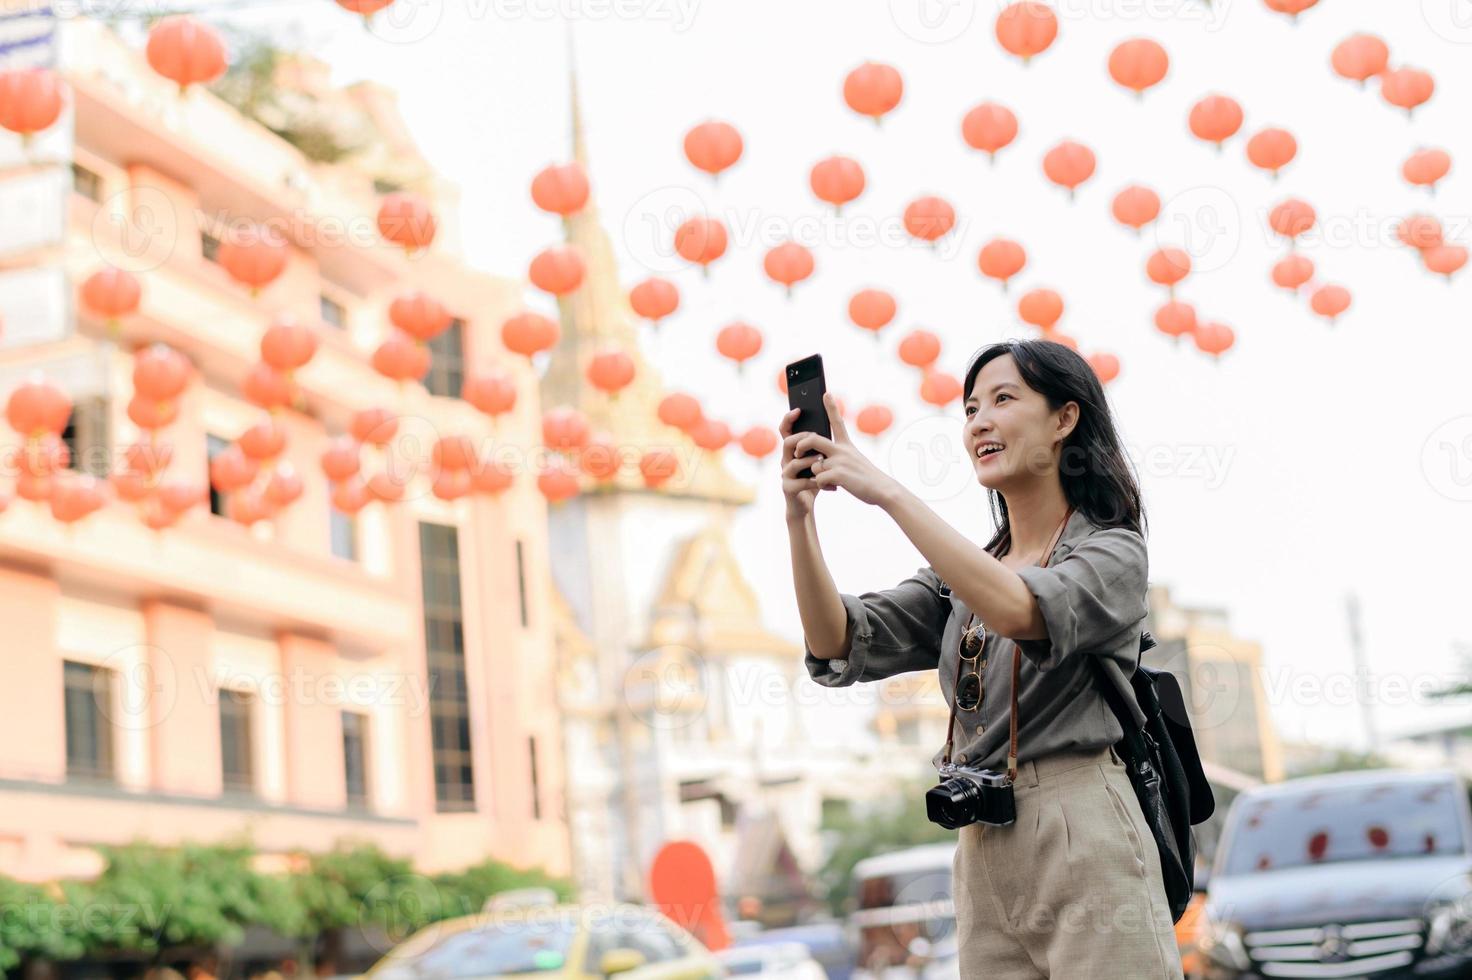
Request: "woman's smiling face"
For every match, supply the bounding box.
[963,353,1074,489]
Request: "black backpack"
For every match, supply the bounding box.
[1089,631,1215,923]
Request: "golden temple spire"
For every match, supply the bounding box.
[537,36,751,506]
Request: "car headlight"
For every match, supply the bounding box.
[1425,896,1472,955]
[1196,909,1250,971]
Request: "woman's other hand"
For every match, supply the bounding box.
[785,392,900,507]
[779,405,820,522]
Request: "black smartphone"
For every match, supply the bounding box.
[785,354,830,480]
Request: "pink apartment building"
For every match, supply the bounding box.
[0,9,570,884]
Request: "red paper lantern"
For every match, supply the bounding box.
[1112,186,1161,232]
[1423,245,1469,281]
[432,435,478,472]
[145,16,227,91]
[388,292,453,342]
[903,196,956,244]
[461,371,518,418]
[217,224,288,292]
[691,418,733,452]
[537,462,581,503]
[843,62,903,122]
[1146,249,1192,290]
[321,436,362,482]
[920,370,962,407]
[239,419,286,461]
[265,464,304,508]
[639,450,678,489]
[49,474,106,524]
[1310,284,1352,323]
[529,244,587,296]
[530,161,590,216]
[848,290,896,334]
[127,396,180,431]
[1268,199,1317,242]
[432,468,473,501]
[1380,67,1434,117]
[1247,128,1298,177]
[80,267,141,324]
[1108,39,1169,97]
[810,156,866,211]
[898,330,942,370]
[763,243,815,296]
[587,348,636,396]
[243,363,294,411]
[856,405,893,438]
[501,311,561,359]
[629,277,680,323]
[657,393,703,432]
[371,331,431,383]
[377,193,437,252]
[7,376,71,437]
[1397,215,1443,250]
[134,343,192,402]
[1272,255,1315,292]
[1043,140,1097,199]
[995,2,1058,63]
[331,479,371,515]
[674,217,728,273]
[210,445,259,492]
[542,407,591,452]
[1087,353,1121,385]
[1403,149,1451,192]
[1194,322,1236,359]
[1332,35,1389,85]
[260,315,318,373]
[1188,94,1244,150]
[1154,301,1198,341]
[579,434,621,482]
[1018,289,1064,330]
[715,322,763,369]
[351,407,398,446]
[978,238,1027,289]
[683,121,744,178]
[473,459,515,496]
[739,426,778,460]
[0,68,65,138]
[961,102,1018,161]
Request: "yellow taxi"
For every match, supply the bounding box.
[361,889,724,980]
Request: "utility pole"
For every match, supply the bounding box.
[1345,593,1379,754]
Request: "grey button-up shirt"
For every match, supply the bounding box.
[803,509,1149,773]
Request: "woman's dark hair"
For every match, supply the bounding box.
[963,339,1145,556]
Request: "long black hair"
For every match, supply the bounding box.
[963,339,1146,557]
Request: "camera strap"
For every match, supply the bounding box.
[942,507,1073,782]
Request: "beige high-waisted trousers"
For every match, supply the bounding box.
[950,745,1186,979]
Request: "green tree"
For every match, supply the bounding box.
[816,781,955,917]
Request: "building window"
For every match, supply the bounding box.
[61,396,109,477]
[206,434,228,517]
[528,736,541,820]
[219,688,255,794]
[72,163,102,202]
[64,662,114,781]
[342,710,370,809]
[329,506,357,561]
[320,294,346,329]
[420,522,474,810]
[515,539,529,628]
[201,231,221,263]
[424,318,464,399]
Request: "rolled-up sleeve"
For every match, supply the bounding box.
[803,566,950,687]
[1012,528,1148,671]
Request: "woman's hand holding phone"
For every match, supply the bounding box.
[780,392,899,514]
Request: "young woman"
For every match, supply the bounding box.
[781,339,1182,978]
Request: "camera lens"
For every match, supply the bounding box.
[925,776,981,830]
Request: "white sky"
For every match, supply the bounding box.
[208,0,1472,752]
